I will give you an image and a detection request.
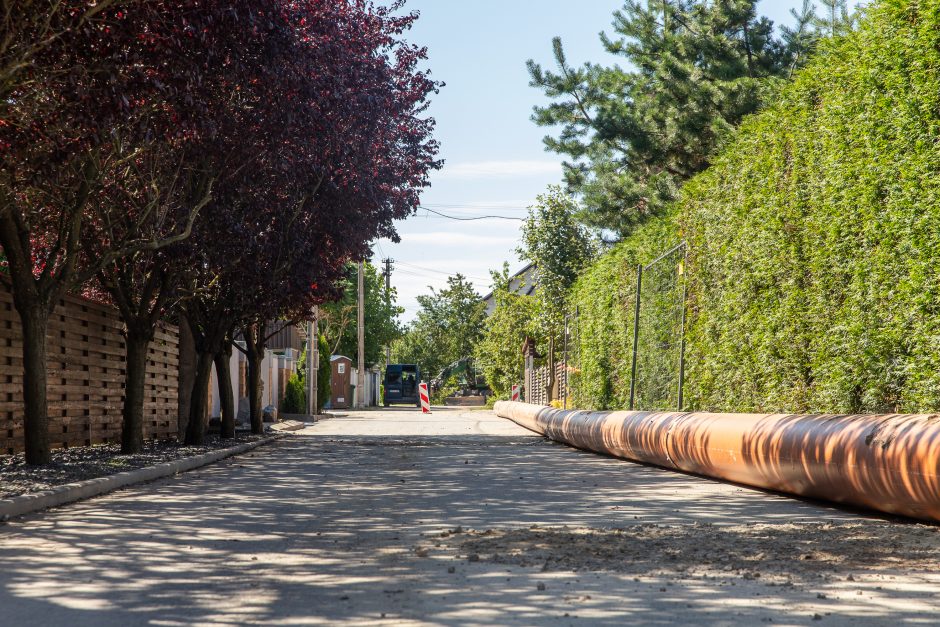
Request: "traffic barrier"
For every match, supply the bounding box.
[419,382,431,414]
[494,400,940,523]
[511,385,521,402]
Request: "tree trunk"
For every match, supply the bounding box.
[185,350,215,445]
[122,329,152,454]
[247,348,264,435]
[244,323,266,435]
[177,318,197,440]
[19,305,51,465]
[215,343,235,439]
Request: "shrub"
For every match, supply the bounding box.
[567,213,678,410]
[281,373,306,415]
[431,375,460,405]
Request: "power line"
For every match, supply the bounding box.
[396,261,490,282]
[419,206,525,221]
[422,203,530,211]
[394,269,492,284]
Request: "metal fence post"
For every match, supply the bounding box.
[629,264,642,411]
[677,251,687,412]
[562,314,569,410]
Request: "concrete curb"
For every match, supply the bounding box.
[0,435,284,520]
[268,420,307,432]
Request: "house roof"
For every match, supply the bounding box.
[482,262,536,314]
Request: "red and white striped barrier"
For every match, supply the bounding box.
[419,382,431,413]
[511,385,521,402]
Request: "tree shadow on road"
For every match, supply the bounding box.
[0,434,936,625]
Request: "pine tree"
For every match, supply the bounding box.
[814,0,857,37]
[527,0,842,238]
[781,0,819,78]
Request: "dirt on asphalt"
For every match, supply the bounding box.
[421,521,940,583]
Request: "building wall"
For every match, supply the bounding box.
[0,284,178,454]
[350,366,382,407]
[209,347,300,421]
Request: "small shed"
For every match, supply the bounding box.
[330,355,352,409]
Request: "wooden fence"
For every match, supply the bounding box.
[0,284,179,454]
[524,362,568,406]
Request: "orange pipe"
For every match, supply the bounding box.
[494,401,940,522]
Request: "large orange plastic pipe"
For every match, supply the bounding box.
[494,401,940,522]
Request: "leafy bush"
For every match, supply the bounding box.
[281,373,306,415]
[431,375,460,405]
[317,333,331,413]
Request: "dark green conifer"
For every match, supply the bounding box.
[528,0,851,238]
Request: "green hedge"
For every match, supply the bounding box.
[683,0,940,413]
[568,213,678,410]
[572,0,940,414]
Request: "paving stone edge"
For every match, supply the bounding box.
[0,434,284,520]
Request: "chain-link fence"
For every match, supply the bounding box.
[630,242,688,411]
[527,241,688,411]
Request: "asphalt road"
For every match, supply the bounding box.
[0,406,937,626]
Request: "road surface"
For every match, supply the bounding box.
[0,406,937,626]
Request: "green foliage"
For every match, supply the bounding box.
[317,333,331,413]
[392,274,486,380]
[567,214,678,410]
[813,0,858,37]
[320,261,403,368]
[527,0,834,237]
[431,375,460,405]
[475,263,541,398]
[518,187,596,342]
[281,373,306,415]
[680,0,940,413]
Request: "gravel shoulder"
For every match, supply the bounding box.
[0,433,269,498]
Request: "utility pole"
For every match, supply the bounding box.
[308,305,319,417]
[357,260,366,408]
[382,258,393,366]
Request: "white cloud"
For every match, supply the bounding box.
[436,160,562,180]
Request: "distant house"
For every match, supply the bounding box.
[265,321,306,352]
[482,262,537,315]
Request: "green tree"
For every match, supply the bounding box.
[319,262,403,367]
[814,0,857,37]
[518,188,596,343]
[392,274,486,380]
[527,0,826,237]
[475,264,541,398]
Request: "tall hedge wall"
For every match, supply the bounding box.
[568,214,677,410]
[572,0,940,414]
[683,0,940,413]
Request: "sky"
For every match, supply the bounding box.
[374,1,863,322]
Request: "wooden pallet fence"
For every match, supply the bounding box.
[523,362,570,407]
[0,283,179,454]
